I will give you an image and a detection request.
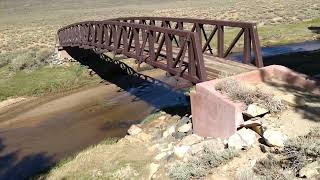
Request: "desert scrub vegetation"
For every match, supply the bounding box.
[215,79,286,113]
[253,128,320,179]
[0,47,52,72]
[169,147,239,180]
[0,64,100,101]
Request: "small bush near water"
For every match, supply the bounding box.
[169,147,239,180]
[9,48,52,72]
[0,48,52,72]
[215,79,286,113]
[253,128,320,179]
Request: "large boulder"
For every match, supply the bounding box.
[263,129,287,147]
[228,128,258,150]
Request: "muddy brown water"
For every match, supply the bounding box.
[0,71,188,179]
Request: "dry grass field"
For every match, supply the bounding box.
[0,0,319,100]
[1,0,320,54]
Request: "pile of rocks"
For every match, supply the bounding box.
[123,108,291,179]
[46,48,75,66]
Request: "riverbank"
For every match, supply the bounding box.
[0,67,190,179]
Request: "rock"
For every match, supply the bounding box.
[244,103,269,117]
[162,126,175,138]
[281,94,306,107]
[190,138,225,154]
[136,132,152,142]
[263,129,287,147]
[228,128,257,150]
[154,152,167,161]
[177,116,191,127]
[177,123,192,133]
[158,116,166,120]
[251,125,263,136]
[240,118,264,136]
[174,145,190,158]
[159,143,173,152]
[149,163,159,179]
[127,125,142,135]
[299,161,320,178]
[172,132,187,140]
[180,134,204,146]
[240,118,262,128]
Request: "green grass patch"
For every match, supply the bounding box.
[0,64,100,101]
[206,18,320,54]
[258,18,320,46]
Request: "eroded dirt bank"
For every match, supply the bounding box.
[0,69,188,179]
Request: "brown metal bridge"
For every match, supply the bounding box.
[57,17,263,84]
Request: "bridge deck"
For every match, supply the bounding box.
[203,55,256,80]
[154,44,256,80]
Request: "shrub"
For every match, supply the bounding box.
[281,127,320,172]
[253,155,289,180]
[0,52,13,68]
[169,158,207,180]
[9,48,52,72]
[215,79,286,113]
[253,128,320,179]
[169,148,239,180]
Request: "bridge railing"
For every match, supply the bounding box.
[112,17,263,67]
[58,21,207,83]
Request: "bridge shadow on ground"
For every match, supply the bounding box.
[0,138,52,180]
[64,47,191,116]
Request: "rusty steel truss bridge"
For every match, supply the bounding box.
[57,17,264,84]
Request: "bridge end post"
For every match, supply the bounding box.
[250,24,264,68]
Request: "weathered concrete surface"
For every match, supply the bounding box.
[191,65,320,138]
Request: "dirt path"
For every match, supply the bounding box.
[0,69,188,179]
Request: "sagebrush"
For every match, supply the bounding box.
[169,147,239,180]
[215,79,286,113]
[253,128,320,179]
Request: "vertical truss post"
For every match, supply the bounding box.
[243,27,251,64]
[250,25,264,67]
[217,25,224,58]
